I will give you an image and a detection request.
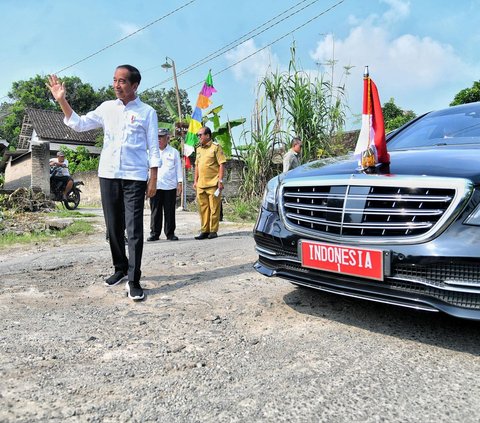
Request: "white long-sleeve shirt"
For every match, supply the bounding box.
[65,97,161,181]
[157,144,183,190]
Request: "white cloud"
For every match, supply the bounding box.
[116,22,141,38]
[310,0,478,123]
[224,39,280,82]
[381,0,410,23]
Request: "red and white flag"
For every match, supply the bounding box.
[354,67,390,167]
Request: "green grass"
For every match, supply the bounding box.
[223,197,261,222]
[185,197,261,223]
[0,210,96,249]
[52,210,97,218]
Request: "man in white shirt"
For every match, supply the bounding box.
[283,137,302,173]
[49,151,73,200]
[147,128,183,242]
[47,65,161,301]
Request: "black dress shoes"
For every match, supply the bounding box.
[195,232,209,240]
[147,235,159,242]
[167,235,179,241]
[207,232,218,239]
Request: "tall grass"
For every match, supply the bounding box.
[236,43,350,200]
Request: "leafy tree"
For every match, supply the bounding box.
[450,81,480,106]
[59,145,99,175]
[0,75,102,147]
[140,88,192,123]
[202,105,246,158]
[382,98,416,132]
[0,74,192,148]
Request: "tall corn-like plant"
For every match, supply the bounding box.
[238,42,349,200]
[239,117,279,199]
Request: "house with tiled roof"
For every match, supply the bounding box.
[17,108,101,153]
[4,108,102,193]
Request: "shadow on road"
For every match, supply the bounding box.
[146,263,253,296]
[283,286,480,356]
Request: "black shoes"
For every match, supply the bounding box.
[195,232,218,240]
[148,235,178,241]
[105,273,144,301]
[105,271,128,287]
[126,281,145,301]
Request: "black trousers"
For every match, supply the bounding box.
[149,188,176,238]
[100,177,147,283]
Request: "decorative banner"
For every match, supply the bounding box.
[184,70,217,156]
[354,66,390,168]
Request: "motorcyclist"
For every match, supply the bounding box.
[50,151,73,200]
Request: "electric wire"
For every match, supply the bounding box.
[142,0,325,92]
[185,0,345,91]
[54,0,197,75]
[144,0,317,76]
[0,0,196,102]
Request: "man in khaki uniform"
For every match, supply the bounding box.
[193,126,226,239]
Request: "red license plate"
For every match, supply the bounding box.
[300,240,384,281]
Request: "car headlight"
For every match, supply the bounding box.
[465,203,480,226]
[262,175,281,212]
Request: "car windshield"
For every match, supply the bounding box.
[387,103,480,150]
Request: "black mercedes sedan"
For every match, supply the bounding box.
[253,101,480,320]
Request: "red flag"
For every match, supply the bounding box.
[354,68,390,167]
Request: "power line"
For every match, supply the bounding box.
[0,0,197,102]
[143,0,324,92]
[54,0,196,75]
[185,0,346,90]
[145,0,315,76]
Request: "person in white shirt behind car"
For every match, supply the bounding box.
[147,128,183,242]
[283,137,302,173]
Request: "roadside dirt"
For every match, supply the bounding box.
[2,208,480,422]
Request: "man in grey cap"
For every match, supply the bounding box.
[147,128,183,241]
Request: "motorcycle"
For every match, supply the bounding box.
[50,167,84,210]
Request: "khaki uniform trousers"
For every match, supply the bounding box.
[196,185,221,233]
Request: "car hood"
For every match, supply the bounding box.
[285,145,480,184]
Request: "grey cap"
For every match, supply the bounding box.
[158,128,170,136]
[57,151,65,157]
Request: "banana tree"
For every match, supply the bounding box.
[202,105,246,158]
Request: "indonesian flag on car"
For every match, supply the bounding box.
[354,66,390,168]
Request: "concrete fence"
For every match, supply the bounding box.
[75,159,245,206]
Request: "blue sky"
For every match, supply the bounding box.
[2,0,480,137]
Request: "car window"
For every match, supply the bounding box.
[388,104,480,150]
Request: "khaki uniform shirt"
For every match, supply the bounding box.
[195,141,227,188]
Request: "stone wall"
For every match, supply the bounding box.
[31,142,50,194]
[76,159,245,206]
[74,170,100,205]
[4,154,32,191]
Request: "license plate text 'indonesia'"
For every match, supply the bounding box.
[301,240,384,281]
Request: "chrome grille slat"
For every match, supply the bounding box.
[284,192,453,202]
[279,175,473,243]
[285,212,433,229]
[284,202,444,216]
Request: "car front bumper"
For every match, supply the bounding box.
[254,208,480,320]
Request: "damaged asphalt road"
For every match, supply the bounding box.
[1,209,480,422]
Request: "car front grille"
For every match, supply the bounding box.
[393,263,480,292]
[280,176,471,243]
[258,256,480,310]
